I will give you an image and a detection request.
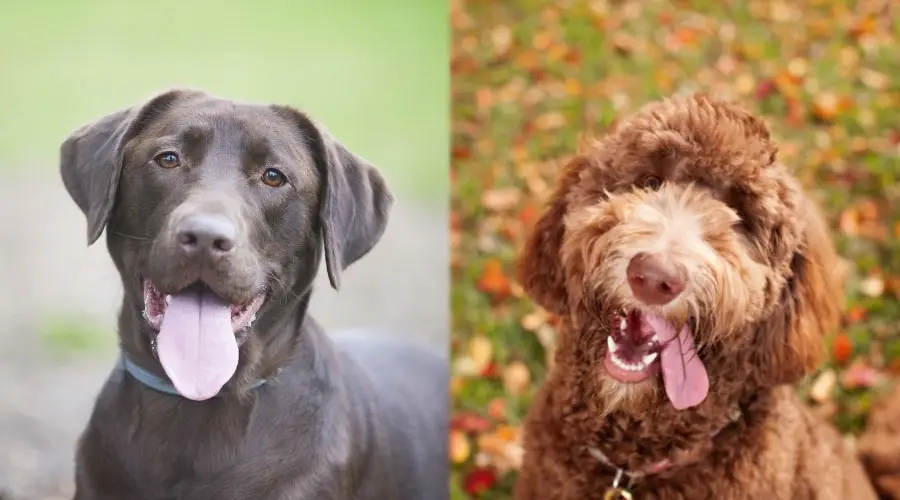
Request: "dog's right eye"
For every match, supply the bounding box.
[261,167,287,188]
[154,152,181,169]
[640,175,662,190]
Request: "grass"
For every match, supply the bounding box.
[450,0,899,497]
[0,0,448,202]
[37,314,115,359]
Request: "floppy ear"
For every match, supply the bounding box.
[517,155,591,315]
[273,107,393,290]
[59,89,199,244]
[757,193,844,385]
[315,123,393,290]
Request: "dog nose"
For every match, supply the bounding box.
[175,214,236,256]
[626,253,685,305]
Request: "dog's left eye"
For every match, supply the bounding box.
[640,175,662,190]
[261,167,287,187]
[154,152,181,169]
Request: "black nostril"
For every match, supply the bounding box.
[177,231,198,247]
[174,214,237,256]
[213,237,234,252]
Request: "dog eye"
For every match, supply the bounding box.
[640,175,662,190]
[261,168,287,187]
[154,152,181,169]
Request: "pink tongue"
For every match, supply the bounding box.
[157,288,238,401]
[645,315,709,410]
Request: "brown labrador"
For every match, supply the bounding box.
[59,89,448,500]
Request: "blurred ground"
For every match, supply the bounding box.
[0,0,447,498]
[449,0,898,498]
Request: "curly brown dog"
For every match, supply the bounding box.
[514,94,881,499]
[859,383,900,499]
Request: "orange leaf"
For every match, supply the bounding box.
[845,305,867,324]
[450,212,462,232]
[811,92,851,123]
[477,259,512,298]
[518,205,540,226]
[487,398,508,421]
[785,99,804,127]
[838,208,860,236]
[848,16,877,39]
[450,376,465,397]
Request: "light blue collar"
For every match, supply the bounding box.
[119,355,269,398]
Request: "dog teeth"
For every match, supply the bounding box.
[165,295,171,305]
[610,354,646,372]
[619,317,627,331]
[607,336,619,353]
[609,351,660,373]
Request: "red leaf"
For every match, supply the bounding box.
[463,467,497,495]
[452,145,472,161]
[755,79,777,100]
[480,361,500,378]
[831,333,853,366]
[450,412,492,433]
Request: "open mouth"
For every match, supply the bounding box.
[142,280,266,333]
[603,309,709,410]
[139,279,267,401]
[603,310,675,383]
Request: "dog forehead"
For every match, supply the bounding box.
[143,99,316,163]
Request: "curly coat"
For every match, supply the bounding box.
[514,94,880,499]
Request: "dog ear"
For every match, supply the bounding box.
[757,194,843,385]
[315,124,393,290]
[274,108,393,290]
[517,155,591,315]
[59,89,201,245]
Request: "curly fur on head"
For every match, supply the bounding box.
[519,94,842,413]
[513,95,875,500]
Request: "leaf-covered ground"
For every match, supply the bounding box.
[449,0,899,497]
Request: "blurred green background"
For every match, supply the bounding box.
[0,0,448,200]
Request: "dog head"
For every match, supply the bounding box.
[518,94,842,414]
[60,89,393,400]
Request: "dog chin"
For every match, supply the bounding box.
[598,372,662,415]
